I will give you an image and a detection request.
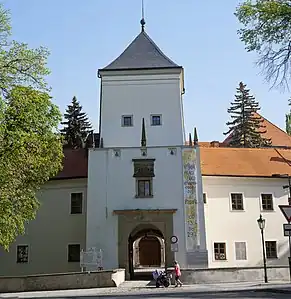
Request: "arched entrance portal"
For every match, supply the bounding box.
[128,224,165,280]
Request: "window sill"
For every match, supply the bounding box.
[135,195,153,199]
[261,210,275,213]
[214,259,227,262]
[68,260,80,263]
[230,210,245,212]
[266,257,278,260]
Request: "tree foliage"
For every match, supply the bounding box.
[286,97,291,135]
[0,86,63,250]
[61,96,92,149]
[235,0,291,90]
[224,82,272,147]
[0,4,50,97]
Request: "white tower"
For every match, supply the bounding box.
[98,22,186,148]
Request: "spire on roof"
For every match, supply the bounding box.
[189,133,193,146]
[140,0,146,32]
[194,127,198,146]
[141,118,147,147]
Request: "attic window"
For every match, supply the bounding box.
[121,115,133,127]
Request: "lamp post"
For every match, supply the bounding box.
[257,214,268,283]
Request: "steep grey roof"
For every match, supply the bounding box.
[100,30,181,71]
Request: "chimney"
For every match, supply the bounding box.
[210,141,220,148]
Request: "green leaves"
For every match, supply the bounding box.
[235,0,291,89]
[0,87,63,250]
[0,4,50,97]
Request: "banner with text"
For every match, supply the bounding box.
[182,149,197,252]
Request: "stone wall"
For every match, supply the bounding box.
[182,266,289,284]
[0,269,125,293]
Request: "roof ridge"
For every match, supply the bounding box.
[142,31,178,66]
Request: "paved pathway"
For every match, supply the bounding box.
[1,281,291,298]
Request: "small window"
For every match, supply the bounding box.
[265,241,277,259]
[136,178,153,198]
[68,244,80,262]
[261,194,273,211]
[235,242,247,260]
[203,193,207,204]
[214,242,226,260]
[16,245,29,263]
[151,115,162,126]
[121,115,133,127]
[231,193,244,210]
[70,192,83,214]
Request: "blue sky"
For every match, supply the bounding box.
[3,0,289,142]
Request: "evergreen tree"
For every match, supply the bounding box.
[224,82,272,148]
[60,96,92,149]
[286,97,291,136]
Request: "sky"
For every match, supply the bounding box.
[2,0,290,142]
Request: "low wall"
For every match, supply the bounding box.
[0,269,125,293]
[182,266,289,284]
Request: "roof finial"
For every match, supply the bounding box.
[189,133,193,146]
[140,0,146,32]
[141,118,147,147]
[194,127,198,146]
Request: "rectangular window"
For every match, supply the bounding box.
[121,115,133,127]
[203,193,207,204]
[68,244,81,262]
[70,192,83,214]
[136,178,152,198]
[265,241,277,259]
[16,245,29,263]
[235,242,247,260]
[151,115,162,126]
[261,194,274,211]
[231,193,244,210]
[214,242,226,260]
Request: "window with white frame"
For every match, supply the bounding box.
[150,114,162,126]
[214,242,226,260]
[16,245,29,263]
[235,242,247,260]
[261,194,274,211]
[265,241,278,259]
[121,115,133,127]
[231,193,244,210]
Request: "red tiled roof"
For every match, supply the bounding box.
[52,148,88,180]
[223,113,291,147]
[200,147,291,177]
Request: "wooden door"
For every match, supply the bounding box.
[139,236,161,266]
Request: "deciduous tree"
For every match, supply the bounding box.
[0,86,63,250]
[235,0,291,90]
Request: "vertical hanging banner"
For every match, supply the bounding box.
[182,148,197,252]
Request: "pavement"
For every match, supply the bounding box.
[1,281,291,298]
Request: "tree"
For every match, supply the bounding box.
[286,97,291,135]
[0,86,63,250]
[224,82,272,147]
[61,96,92,149]
[0,4,50,97]
[235,0,291,90]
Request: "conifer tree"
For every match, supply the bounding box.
[224,82,272,148]
[61,96,92,149]
[286,97,291,136]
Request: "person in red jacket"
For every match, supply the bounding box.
[174,261,183,287]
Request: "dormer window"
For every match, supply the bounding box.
[151,115,162,126]
[121,115,133,127]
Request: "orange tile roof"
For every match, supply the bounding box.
[223,113,291,147]
[200,147,291,177]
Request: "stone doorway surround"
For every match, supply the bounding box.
[113,209,176,280]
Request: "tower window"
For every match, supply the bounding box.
[151,115,162,126]
[121,115,133,127]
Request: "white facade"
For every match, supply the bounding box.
[203,176,289,268]
[99,69,185,148]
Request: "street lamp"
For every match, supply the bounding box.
[257,214,268,283]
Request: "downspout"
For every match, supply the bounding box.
[98,70,103,147]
